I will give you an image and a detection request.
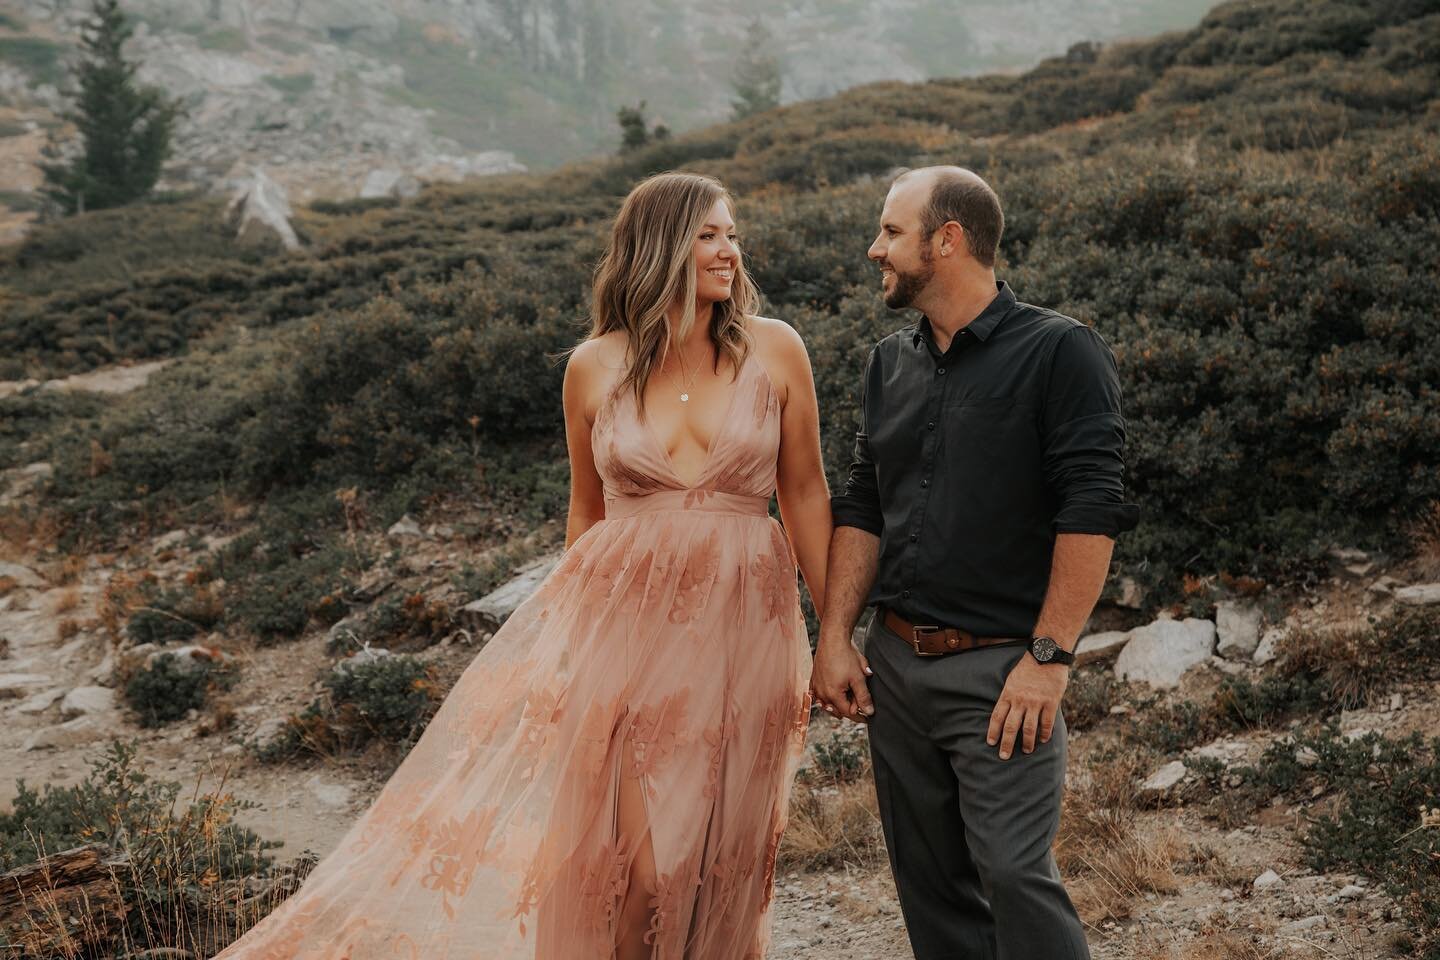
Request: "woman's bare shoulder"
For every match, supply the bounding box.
[746,316,810,404]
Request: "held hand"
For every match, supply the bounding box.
[986,654,1069,760]
[810,634,875,724]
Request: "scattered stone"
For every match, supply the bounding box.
[249,716,288,745]
[1215,601,1263,659]
[1389,692,1403,712]
[22,716,106,751]
[0,673,52,698]
[387,515,425,539]
[224,166,301,251]
[1326,546,1368,565]
[1394,583,1440,607]
[14,686,66,715]
[326,615,366,651]
[0,561,45,589]
[1139,760,1187,795]
[1253,626,1285,666]
[461,554,562,631]
[1367,575,1402,597]
[360,168,421,199]
[1278,915,1326,934]
[333,645,391,675]
[1253,869,1283,891]
[1074,630,1130,665]
[1344,560,1376,578]
[1189,737,1250,767]
[1113,617,1216,688]
[59,685,116,719]
[1295,746,1320,768]
[152,529,189,551]
[1334,884,1365,901]
[304,773,354,810]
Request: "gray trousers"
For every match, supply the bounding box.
[863,613,1090,960]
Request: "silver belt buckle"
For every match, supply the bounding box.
[911,624,945,657]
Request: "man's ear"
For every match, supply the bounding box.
[938,221,966,258]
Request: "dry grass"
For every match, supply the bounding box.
[1057,750,1184,926]
[1135,921,1288,960]
[50,585,81,614]
[55,616,81,640]
[778,772,886,871]
[1407,499,1440,580]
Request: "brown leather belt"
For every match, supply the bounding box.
[882,606,1028,657]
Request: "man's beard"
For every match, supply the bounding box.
[883,252,935,310]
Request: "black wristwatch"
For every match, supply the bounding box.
[1028,635,1075,666]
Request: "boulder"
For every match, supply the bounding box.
[360,168,421,199]
[14,686,67,715]
[0,561,45,590]
[1074,630,1130,665]
[1395,583,1440,607]
[1138,760,1187,796]
[1253,869,1283,891]
[386,515,424,539]
[461,554,561,631]
[1113,618,1216,688]
[224,167,301,251]
[59,685,116,719]
[1253,626,1285,665]
[0,673,51,698]
[23,716,107,751]
[1215,601,1263,659]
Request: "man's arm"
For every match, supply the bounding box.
[987,324,1140,759]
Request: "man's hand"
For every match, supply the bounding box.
[986,654,1069,759]
[810,633,875,723]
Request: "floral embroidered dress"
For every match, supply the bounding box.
[212,346,812,960]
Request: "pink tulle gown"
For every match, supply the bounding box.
[212,347,813,960]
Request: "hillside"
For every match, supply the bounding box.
[1,0,1439,956]
[0,0,1214,236]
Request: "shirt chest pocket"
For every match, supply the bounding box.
[939,397,1041,471]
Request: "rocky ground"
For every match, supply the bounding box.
[0,367,1434,958]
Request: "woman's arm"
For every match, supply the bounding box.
[763,318,833,619]
[562,340,608,549]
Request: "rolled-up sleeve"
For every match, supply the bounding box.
[830,346,884,536]
[1041,325,1141,537]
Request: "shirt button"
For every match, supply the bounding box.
[937,367,946,375]
[920,479,929,488]
[902,589,911,599]
[909,533,918,542]
[927,421,935,430]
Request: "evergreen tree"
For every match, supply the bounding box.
[39,0,184,215]
[616,100,651,151]
[730,17,782,120]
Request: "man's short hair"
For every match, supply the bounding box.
[912,169,1004,268]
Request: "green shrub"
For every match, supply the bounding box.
[123,651,237,727]
[257,655,440,760]
[0,740,282,956]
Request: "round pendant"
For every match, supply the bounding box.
[680,393,689,402]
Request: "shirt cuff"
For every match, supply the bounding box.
[830,496,884,537]
[1054,501,1141,538]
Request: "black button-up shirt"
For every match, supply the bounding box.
[830,280,1140,638]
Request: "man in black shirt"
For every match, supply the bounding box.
[813,166,1138,959]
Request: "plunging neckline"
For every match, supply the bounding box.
[639,349,753,489]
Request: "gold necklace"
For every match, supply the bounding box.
[663,347,700,402]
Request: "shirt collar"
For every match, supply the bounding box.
[911,280,1016,349]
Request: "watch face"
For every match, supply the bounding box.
[1032,637,1058,662]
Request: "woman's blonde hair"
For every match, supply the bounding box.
[587,172,759,409]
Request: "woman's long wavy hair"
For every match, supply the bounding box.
[587,172,759,410]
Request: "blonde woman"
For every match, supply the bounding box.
[210,172,831,959]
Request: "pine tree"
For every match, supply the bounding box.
[730,17,782,120]
[39,0,184,215]
[616,100,651,152]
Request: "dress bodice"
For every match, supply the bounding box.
[591,347,780,505]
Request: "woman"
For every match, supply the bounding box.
[211,171,831,959]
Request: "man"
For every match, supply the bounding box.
[811,166,1139,960]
